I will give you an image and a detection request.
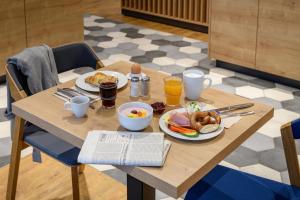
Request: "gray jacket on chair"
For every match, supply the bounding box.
[8,44,59,94]
[6,44,59,162]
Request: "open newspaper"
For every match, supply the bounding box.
[78,130,171,167]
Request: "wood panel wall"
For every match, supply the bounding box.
[256,0,300,80]
[209,0,258,68]
[0,0,84,78]
[25,0,83,47]
[0,0,27,77]
[209,0,300,82]
[121,0,209,26]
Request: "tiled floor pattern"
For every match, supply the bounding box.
[0,15,300,199]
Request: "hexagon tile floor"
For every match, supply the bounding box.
[0,15,300,199]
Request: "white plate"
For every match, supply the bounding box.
[159,108,224,141]
[75,70,128,92]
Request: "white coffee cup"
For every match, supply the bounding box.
[183,70,212,100]
[64,96,90,118]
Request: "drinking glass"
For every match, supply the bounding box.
[164,76,182,106]
[99,82,117,108]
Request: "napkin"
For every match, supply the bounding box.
[222,116,242,129]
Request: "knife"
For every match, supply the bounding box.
[61,88,97,100]
[206,103,254,113]
[54,92,71,101]
[60,88,99,104]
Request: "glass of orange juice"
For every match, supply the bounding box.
[164,76,182,106]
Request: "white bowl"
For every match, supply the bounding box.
[118,102,153,131]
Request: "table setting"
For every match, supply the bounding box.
[11,61,273,199]
[54,62,256,144]
[49,62,259,168]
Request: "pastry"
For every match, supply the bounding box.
[190,111,209,131]
[190,111,221,131]
[101,75,118,84]
[85,72,107,86]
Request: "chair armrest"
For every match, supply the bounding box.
[53,43,103,73]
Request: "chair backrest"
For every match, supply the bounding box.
[5,42,102,98]
[53,43,102,73]
[6,64,28,101]
[281,118,300,187]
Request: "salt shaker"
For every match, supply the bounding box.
[141,76,150,97]
[130,77,140,97]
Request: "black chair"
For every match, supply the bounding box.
[6,42,103,200]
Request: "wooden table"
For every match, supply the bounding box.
[10,61,274,199]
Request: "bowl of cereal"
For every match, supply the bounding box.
[118,102,153,131]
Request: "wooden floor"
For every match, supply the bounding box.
[83,0,209,42]
[0,154,126,200]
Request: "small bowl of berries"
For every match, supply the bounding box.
[151,102,166,115]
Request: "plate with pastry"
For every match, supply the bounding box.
[76,70,128,92]
[159,108,224,141]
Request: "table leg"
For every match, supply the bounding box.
[71,166,80,200]
[6,117,25,200]
[127,175,155,200]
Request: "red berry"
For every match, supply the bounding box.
[131,110,138,114]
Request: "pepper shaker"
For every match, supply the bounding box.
[141,76,150,97]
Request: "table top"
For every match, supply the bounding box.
[12,61,274,198]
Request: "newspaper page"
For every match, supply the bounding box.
[78,131,170,166]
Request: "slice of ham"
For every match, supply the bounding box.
[169,112,191,127]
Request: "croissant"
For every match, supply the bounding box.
[101,76,118,84]
[85,72,107,86]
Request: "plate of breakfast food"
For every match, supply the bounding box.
[159,103,224,141]
[75,70,128,92]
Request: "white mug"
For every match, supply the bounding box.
[183,70,212,100]
[64,96,90,118]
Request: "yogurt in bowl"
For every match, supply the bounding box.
[118,102,153,131]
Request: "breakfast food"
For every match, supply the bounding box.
[101,75,118,84]
[166,110,222,137]
[186,101,202,113]
[151,102,166,114]
[191,111,221,131]
[122,107,148,118]
[131,63,142,74]
[169,112,191,127]
[85,72,107,86]
[200,124,220,134]
[208,111,222,124]
[85,72,117,86]
[168,125,198,137]
[190,111,209,131]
